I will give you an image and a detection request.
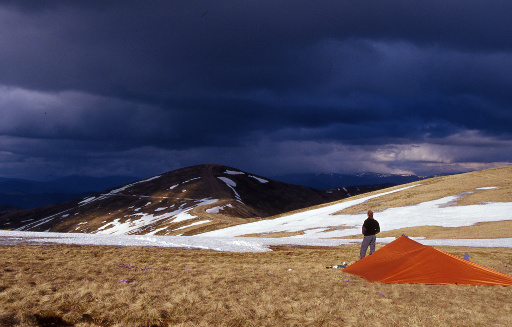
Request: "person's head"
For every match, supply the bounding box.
[367,210,373,218]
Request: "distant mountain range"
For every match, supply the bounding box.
[0,170,428,210]
[0,164,385,236]
[273,172,427,190]
[0,175,139,209]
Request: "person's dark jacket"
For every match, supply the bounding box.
[362,218,380,236]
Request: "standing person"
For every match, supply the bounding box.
[360,210,380,259]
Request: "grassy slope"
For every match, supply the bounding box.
[1,244,512,327]
[335,166,512,214]
[339,166,512,239]
[256,166,512,240]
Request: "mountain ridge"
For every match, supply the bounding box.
[273,172,429,190]
[0,164,384,236]
[0,175,139,209]
[0,171,432,209]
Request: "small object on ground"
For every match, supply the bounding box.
[325,264,347,269]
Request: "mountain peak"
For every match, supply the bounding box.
[0,165,383,236]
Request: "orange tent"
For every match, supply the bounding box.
[343,235,512,286]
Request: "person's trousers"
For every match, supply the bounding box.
[360,235,376,259]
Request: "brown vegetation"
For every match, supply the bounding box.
[334,166,512,215]
[259,166,512,240]
[1,244,512,326]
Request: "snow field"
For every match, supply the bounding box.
[4,183,512,252]
[5,182,512,252]
[95,198,218,235]
[199,185,512,239]
[1,230,511,252]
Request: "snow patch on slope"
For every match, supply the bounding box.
[107,175,162,196]
[225,170,244,175]
[200,185,419,237]
[206,204,234,214]
[95,198,218,235]
[249,175,268,183]
[175,220,211,231]
[218,177,243,203]
[199,185,512,239]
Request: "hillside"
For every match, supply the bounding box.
[200,165,512,240]
[0,164,380,236]
[0,205,22,216]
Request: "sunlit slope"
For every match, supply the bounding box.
[200,166,512,239]
[0,164,367,236]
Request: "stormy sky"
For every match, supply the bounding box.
[1,0,511,180]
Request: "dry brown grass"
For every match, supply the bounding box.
[1,244,512,327]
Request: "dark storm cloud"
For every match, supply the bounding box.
[1,0,512,178]
[3,0,512,94]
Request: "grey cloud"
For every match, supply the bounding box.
[3,1,512,93]
[0,1,511,179]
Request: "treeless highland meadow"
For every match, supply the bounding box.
[1,243,511,326]
[1,166,512,326]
